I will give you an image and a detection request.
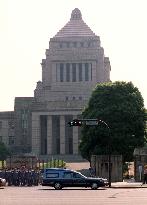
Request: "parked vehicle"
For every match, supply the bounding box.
[0,178,6,187]
[41,168,108,190]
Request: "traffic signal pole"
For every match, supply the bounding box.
[68,118,111,187]
[99,120,111,188]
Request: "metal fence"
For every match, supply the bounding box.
[0,159,66,169]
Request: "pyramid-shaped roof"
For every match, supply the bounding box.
[54,8,96,38]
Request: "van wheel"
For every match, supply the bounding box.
[54,182,62,190]
[91,183,98,190]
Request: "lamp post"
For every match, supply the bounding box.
[98,120,111,188]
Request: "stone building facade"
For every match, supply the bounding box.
[0,8,111,158]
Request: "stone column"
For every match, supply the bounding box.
[32,113,40,155]
[73,115,79,154]
[47,115,52,154]
[56,63,60,82]
[52,63,56,83]
[89,63,92,81]
[76,63,79,82]
[87,63,90,81]
[60,115,65,154]
[92,61,97,82]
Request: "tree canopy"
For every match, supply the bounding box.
[79,81,146,162]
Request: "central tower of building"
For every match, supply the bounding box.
[31,8,111,157]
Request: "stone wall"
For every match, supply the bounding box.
[91,155,123,182]
[134,147,147,182]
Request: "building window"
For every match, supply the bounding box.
[22,120,28,129]
[80,42,84,47]
[0,121,2,129]
[0,136,2,142]
[78,63,82,81]
[66,63,70,82]
[59,43,63,48]
[72,63,76,82]
[73,42,77,47]
[9,136,15,145]
[60,63,64,82]
[21,110,28,129]
[66,42,70,48]
[85,42,88,47]
[85,63,89,81]
[8,120,14,129]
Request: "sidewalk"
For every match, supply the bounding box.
[111,181,147,188]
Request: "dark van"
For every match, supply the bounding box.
[41,168,108,190]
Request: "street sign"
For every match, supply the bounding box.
[85,121,98,125]
[68,119,102,126]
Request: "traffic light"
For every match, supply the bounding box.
[68,121,74,127]
[68,119,82,126]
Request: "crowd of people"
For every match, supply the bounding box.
[0,167,41,186]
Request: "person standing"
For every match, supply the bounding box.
[143,165,147,184]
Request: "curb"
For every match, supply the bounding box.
[110,181,147,189]
[110,185,147,189]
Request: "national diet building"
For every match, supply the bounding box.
[0,8,111,159]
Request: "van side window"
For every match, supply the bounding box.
[46,173,59,178]
[63,172,72,178]
[73,173,82,178]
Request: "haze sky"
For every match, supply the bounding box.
[0,0,147,111]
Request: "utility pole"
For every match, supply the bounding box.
[98,120,111,188]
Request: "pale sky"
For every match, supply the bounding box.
[0,0,147,111]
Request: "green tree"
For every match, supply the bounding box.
[79,81,146,162]
[0,142,10,161]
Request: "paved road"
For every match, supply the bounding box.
[0,186,147,205]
